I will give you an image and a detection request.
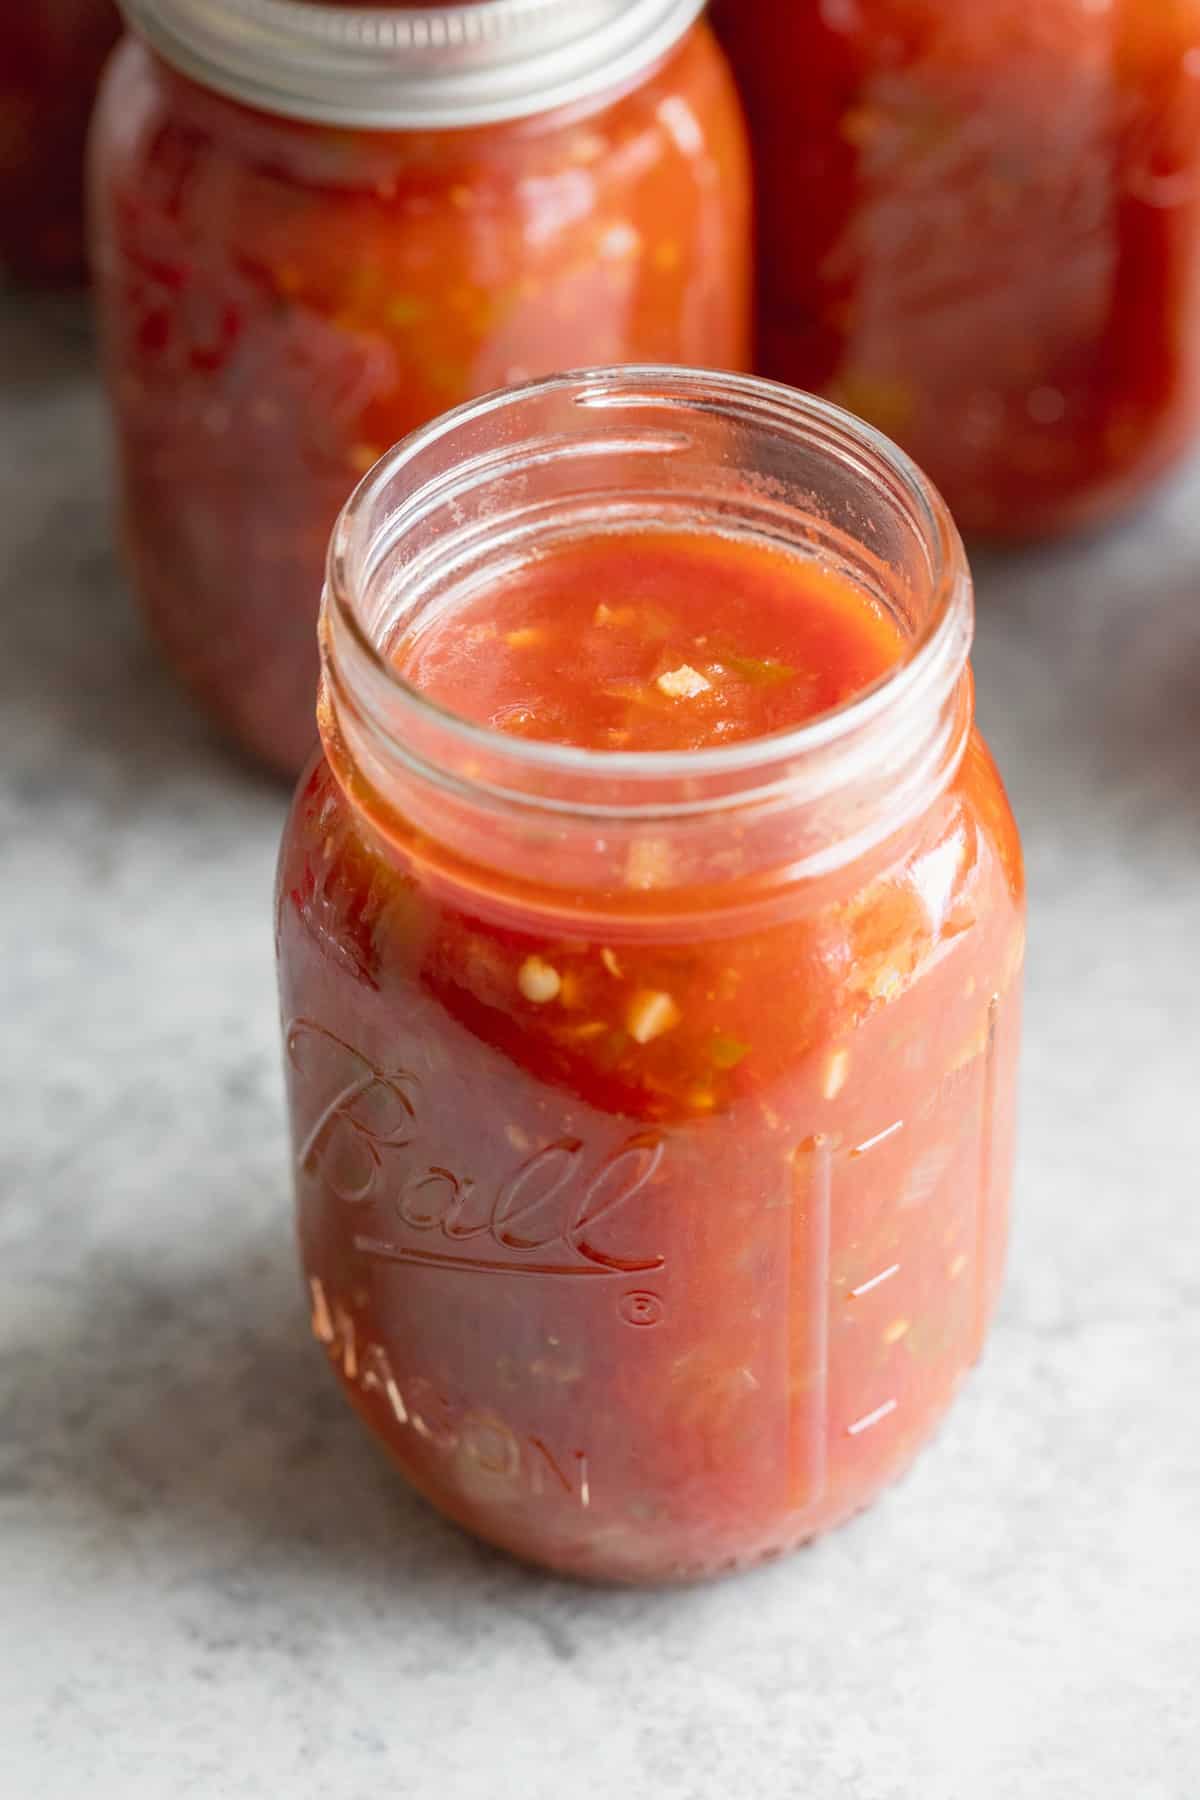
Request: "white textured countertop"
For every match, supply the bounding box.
[2,295,1198,1799]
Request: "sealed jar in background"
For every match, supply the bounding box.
[0,1,121,283]
[713,0,1200,539]
[88,1,751,774]
[275,368,1025,1584]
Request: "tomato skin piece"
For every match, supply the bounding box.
[88,24,752,774]
[713,0,1200,539]
[276,524,1025,1584]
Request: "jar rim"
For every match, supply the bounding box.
[325,365,972,794]
[117,0,707,129]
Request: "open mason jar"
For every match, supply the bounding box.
[275,368,1025,1583]
[89,0,750,774]
[713,0,1200,539]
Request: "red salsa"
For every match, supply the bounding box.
[277,484,1024,1581]
[90,11,751,773]
[0,1,120,283]
[714,0,1200,537]
[395,531,906,752]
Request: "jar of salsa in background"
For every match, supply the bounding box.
[275,367,1025,1583]
[0,1,120,283]
[712,0,1200,539]
[89,1,750,775]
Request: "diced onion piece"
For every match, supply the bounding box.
[627,989,681,1045]
[504,626,545,648]
[594,602,638,629]
[625,837,672,890]
[822,1047,851,1099]
[518,956,561,1004]
[600,947,623,978]
[656,664,710,699]
[863,966,904,1002]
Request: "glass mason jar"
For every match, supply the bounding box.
[712,0,1200,539]
[275,367,1026,1584]
[0,1,121,283]
[88,1,751,775]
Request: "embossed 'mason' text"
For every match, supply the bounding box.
[309,1278,592,1508]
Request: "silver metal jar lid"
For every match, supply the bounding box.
[117,0,708,129]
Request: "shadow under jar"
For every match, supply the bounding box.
[712,0,1200,540]
[275,367,1026,1584]
[0,1,121,283]
[89,1,751,776]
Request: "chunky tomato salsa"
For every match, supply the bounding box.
[277,523,1024,1581]
[91,23,750,772]
[714,0,1200,537]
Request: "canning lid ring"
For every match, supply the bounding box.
[117,0,708,128]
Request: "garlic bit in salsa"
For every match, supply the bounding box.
[627,989,681,1045]
[518,956,562,1004]
[656,665,711,699]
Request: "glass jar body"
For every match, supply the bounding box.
[276,732,1023,1583]
[713,0,1200,539]
[0,0,120,283]
[88,27,751,774]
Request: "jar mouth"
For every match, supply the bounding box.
[325,366,971,800]
[119,0,706,129]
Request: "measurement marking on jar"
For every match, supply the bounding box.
[847,1398,898,1437]
[850,1119,904,1157]
[849,1262,901,1300]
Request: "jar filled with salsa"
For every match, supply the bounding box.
[712,0,1200,538]
[89,1,750,774]
[0,1,120,283]
[275,367,1026,1583]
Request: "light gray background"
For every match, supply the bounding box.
[2,296,1198,1799]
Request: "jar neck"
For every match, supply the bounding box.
[117,0,706,129]
[320,368,974,925]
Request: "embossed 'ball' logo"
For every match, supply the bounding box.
[287,1020,668,1291]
